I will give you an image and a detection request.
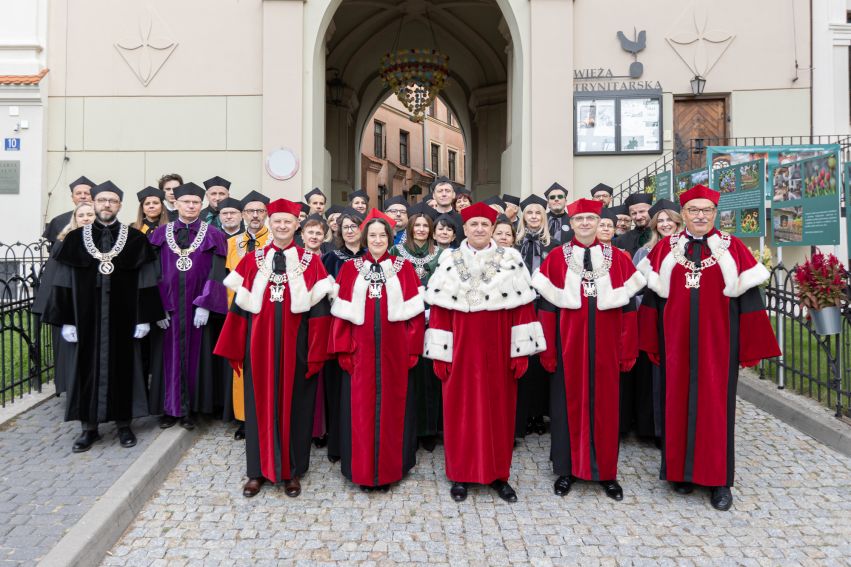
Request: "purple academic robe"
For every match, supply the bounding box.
[149,219,228,417]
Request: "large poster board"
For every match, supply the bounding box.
[675,167,709,199]
[712,159,765,237]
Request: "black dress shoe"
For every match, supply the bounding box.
[159,415,178,429]
[420,435,437,452]
[490,480,518,503]
[233,424,245,440]
[179,416,195,430]
[376,484,390,493]
[312,434,327,448]
[673,481,694,495]
[284,477,301,498]
[328,455,341,464]
[117,427,137,448]
[72,430,101,453]
[554,475,574,497]
[359,485,373,493]
[710,486,733,511]
[450,482,467,502]
[532,416,547,435]
[599,480,623,501]
[242,477,265,498]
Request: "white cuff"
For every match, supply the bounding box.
[424,328,453,363]
[510,322,546,357]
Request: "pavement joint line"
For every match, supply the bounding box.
[738,368,851,458]
[37,422,199,567]
[0,383,57,429]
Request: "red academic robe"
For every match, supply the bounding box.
[424,242,545,484]
[636,229,780,487]
[214,242,333,483]
[533,240,645,481]
[329,253,426,486]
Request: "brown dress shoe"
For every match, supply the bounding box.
[242,477,265,498]
[284,477,301,498]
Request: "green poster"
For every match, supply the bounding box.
[770,152,841,247]
[654,171,672,201]
[712,159,765,237]
[845,162,851,257]
[674,167,709,199]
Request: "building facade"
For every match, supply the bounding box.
[0,0,849,241]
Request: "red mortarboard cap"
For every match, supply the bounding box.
[267,198,302,218]
[460,201,498,224]
[567,198,603,217]
[359,207,396,230]
[679,184,720,206]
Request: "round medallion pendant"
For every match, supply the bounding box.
[98,261,115,275]
[466,288,485,306]
[176,255,193,272]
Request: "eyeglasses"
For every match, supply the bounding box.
[94,198,120,205]
[244,208,266,216]
[341,225,359,232]
[548,194,566,201]
[386,208,407,215]
[685,207,716,217]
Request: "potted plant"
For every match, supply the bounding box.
[793,251,848,335]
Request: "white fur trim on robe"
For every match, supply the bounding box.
[330,259,425,325]
[424,241,537,313]
[645,232,768,299]
[423,328,453,362]
[510,321,546,358]
[232,247,330,315]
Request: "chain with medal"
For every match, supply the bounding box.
[563,242,612,298]
[256,249,313,303]
[166,222,209,272]
[355,257,405,299]
[451,247,506,306]
[395,245,439,280]
[670,232,730,289]
[82,224,129,275]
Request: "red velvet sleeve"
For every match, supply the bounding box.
[407,312,426,356]
[538,307,558,373]
[306,257,333,376]
[329,316,354,355]
[214,308,248,372]
[427,305,453,381]
[637,295,660,361]
[619,307,638,371]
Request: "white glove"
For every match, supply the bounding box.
[61,324,78,343]
[193,307,210,328]
[156,313,171,330]
[133,323,150,339]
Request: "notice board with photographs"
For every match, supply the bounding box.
[574,91,662,155]
[711,159,765,238]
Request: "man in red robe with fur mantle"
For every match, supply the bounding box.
[215,198,333,498]
[636,185,780,511]
[425,202,545,503]
[532,198,645,501]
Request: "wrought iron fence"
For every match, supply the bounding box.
[760,264,851,418]
[0,240,53,407]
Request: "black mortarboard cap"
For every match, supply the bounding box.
[339,207,364,223]
[382,196,409,211]
[409,201,439,221]
[502,194,520,206]
[300,203,310,214]
[137,186,164,203]
[240,190,270,207]
[624,192,653,207]
[590,183,613,196]
[544,182,568,197]
[520,194,547,210]
[218,197,243,212]
[69,176,95,191]
[649,198,681,218]
[495,214,512,224]
[90,180,124,201]
[435,212,460,232]
[325,204,343,216]
[203,176,231,190]
[609,204,629,217]
[453,183,470,196]
[301,213,328,228]
[601,208,620,223]
[484,195,506,209]
[173,182,206,200]
[304,187,326,202]
[348,189,368,202]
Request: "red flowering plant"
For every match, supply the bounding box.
[793,251,848,311]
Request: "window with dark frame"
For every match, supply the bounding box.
[574,91,663,155]
[431,143,440,173]
[448,150,457,181]
[428,101,436,118]
[374,120,384,158]
[400,131,409,166]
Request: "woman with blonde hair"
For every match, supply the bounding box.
[56,201,96,242]
[632,199,683,265]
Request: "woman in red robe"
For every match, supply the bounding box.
[330,209,426,491]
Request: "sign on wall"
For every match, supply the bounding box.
[4,138,20,152]
[0,161,21,195]
[712,159,765,238]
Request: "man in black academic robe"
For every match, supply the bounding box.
[42,176,95,244]
[545,182,571,244]
[41,181,163,452]
[200,175,232,229]
[612,192,652,255]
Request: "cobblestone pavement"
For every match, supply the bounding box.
[102,399,851,566]
[0,396,159,566]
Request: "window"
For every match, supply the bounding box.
[431,143,440,173]
[428,101,436,118]
[448,150,457,181]
[400,131,409,166]
[447,108,454,126]
[373,121,384,158]
[574,91,663,155]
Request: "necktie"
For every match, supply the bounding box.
[177,223,192,248]
[247,236,256,252]
[583,245,593,272]
[273,249,287,274]
[99,225,113,253]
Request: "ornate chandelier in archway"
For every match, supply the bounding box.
[379,11,449,122]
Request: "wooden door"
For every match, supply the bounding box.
[673,98,727,173]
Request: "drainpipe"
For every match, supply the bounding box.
[809,0,813,137]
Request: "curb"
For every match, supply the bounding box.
[738,369,851,459]
[0,383,57,429]
[38,424,198,567]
